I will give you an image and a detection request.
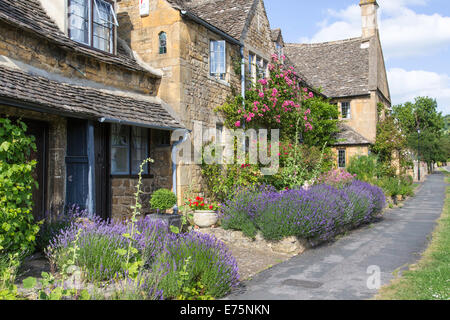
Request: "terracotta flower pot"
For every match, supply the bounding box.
[193,210,218,228]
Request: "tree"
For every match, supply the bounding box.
[393,97,445,173]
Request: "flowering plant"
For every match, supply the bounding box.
[186,197,220,211]
[316,169,356,188]
[216,55,315,140]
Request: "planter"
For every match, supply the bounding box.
[146,213,182,232]
[193,210,218,228]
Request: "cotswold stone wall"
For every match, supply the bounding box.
[0,21,159,95]
[0,105,67,216]
[243,0,274,63]
[116,0,278,203]
[110,131,173,221]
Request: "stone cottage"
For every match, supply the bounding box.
[0,0,391,221]
[116,0,278,202]
[0,0,184,221]
[285,0,391,168]
[0,0,280,220]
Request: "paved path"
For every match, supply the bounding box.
[226,173,447,300]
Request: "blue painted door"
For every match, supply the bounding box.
[66,119,89,210]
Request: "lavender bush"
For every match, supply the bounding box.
[46,215,239,299]
[152,231,240,299]
[221,180,386,242]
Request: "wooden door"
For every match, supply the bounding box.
[24,120,48,221]
[94,122,110,220]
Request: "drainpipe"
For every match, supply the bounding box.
[172,130,190,214]
[240,46,246,154]
[240,46,246,125]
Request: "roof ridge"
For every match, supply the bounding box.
[286,36,365,47]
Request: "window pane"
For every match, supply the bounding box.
[111,124,130,174]
[68,0,89,44]
[338,150,346,168]
[159,32,167,54]
[341,102,350,119]
[210,40,226,78]
[131,127,149,175]
[93,0,114,53]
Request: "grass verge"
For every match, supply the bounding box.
[375,170,450,300]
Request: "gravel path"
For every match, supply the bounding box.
[226,173,447,300]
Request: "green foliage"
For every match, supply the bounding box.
[0,253,21,300]
[176,257,214,300]
[347,155,379,183]
[22,272,91,300]
[393,97,445,170]
[301,97,340,147]
[373,103,409,169]
[376,176,414,198]
[150,188,177,212]
[201,163,261,202]
[0,118,40,254]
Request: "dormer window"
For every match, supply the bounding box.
[68,0,118,54]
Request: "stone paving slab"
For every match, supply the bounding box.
[226,173,447,300]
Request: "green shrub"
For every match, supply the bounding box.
[0,118,40,254]
[0,253,22,300]
[150,189,177,212]
[347,155,378,183]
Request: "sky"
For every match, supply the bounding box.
[265,0,450,115]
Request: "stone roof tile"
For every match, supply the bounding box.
[0,65,184,130]
[284,38,371,98]
[334,123,371,146]
[167,0,255,40]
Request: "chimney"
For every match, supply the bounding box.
[360,0,379,38]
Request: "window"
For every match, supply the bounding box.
[341,102,351,119]
[275,42,283,59]
[249,52,268,83]
[338,149,346,168]
[249,53,255,74]
[154,130,171,146]
[210,40,226,80]
[68,0,118,54]
[111,124,149,175]
[159,32,167,54]
[256,57,268,80]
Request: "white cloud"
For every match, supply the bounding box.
[301,0,450,59]
[388,68,450,114]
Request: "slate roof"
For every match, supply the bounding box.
[334,123,371,146]
[167,0,255,40]
[0,64,184,130]
[0,0,152,74]
[284,38,371,98]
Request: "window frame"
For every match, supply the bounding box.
[159,31,167,54]
[338,149,346,168]
[341,101,351,119]
[209,40,227,81]
[110,124,151,177]
[68,0,117,54]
